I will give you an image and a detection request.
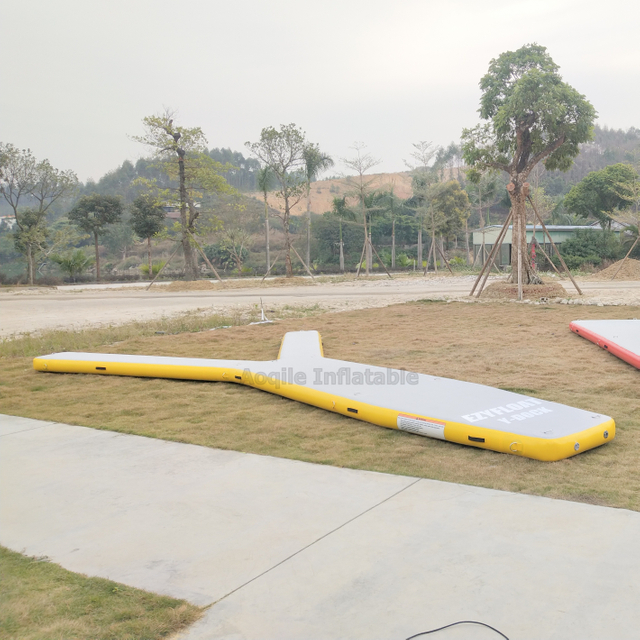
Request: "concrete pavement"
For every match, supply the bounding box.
[2,414,639,639]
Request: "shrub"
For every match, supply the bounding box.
[140,261,167,277]
[555,229,623,270]
[50,250,95,283]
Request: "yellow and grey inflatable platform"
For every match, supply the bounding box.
[33,330,614,461]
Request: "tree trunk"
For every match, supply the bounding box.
[417,226,423,269]
[362,200,369,276]
[508,181,542,285]
[306,189,311,269]
[391,217,396,269]
[431,210,438,273]
[179,152,198,280]
[367,231,373,272]
[283,198,293,277]
[264,198,270,273]
[94,231,101,282]
[339,220,345,272]
[465,219,471,264]
[147,236,152,280]
[27,244,35,285]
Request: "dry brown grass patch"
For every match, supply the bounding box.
[1,301,639,510]
[481,280,568,300]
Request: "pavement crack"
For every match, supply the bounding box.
[207,477,422,608]
[0,419,58,437]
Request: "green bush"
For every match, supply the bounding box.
[51,250,94,282]
[140,261,166,277]
[555,229,623,270]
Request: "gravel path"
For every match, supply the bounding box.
[2,275,640,337]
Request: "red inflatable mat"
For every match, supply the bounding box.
[570,319,640,370]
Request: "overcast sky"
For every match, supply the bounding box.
[2,0,639,182]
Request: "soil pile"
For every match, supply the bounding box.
[481,280,567,300]
[590,258,640,281]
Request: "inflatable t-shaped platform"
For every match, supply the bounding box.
[33,330,614,461]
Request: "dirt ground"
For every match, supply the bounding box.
[3,273,640,338]
[589,257,640,281]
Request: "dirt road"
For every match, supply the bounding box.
[2,275,640,337]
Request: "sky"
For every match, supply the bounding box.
[2,0,639,183]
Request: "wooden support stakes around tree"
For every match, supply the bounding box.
[527,195,582,295]
[261,252,282,282]
[610,236,640,281]
[187,230,224,283]
[368,240,393,279]
[355,236,392,279]
[470,209,513,297]
[435,241,454,275]
[290,245,316,281]
[146,241,181,290]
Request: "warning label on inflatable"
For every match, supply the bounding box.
[397,413,446,440]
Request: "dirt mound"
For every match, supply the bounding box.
[163,280,220,291]
[481,281,567,300]
[589,258,640,281]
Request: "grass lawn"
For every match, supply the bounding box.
[1,300,639,510]
[0,546,201,640]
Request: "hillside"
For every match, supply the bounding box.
[247,172,414,216]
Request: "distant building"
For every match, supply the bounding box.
[162,203,200,222]
[472,222,624,267]
[0,215,17,230]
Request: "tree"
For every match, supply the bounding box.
[68,194,123,281]
[342,143,381,275]
[461,44,596,284]
[219,227,252,272]
[103,220,137,261]
[376,186,403,268]
[327,196,357,271]
[303,144,334,267]
[256,166,274,272]
[0,143,78,284]
[406,141,439,268]
[246,124,308,277]
[51,249,94,282]
[134,110,235,280]
[564,163,638,229]
[465,169,500,265]
[130,193,166,279]
[430,181,470,241]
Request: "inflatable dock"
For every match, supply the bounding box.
[570,319,640,370]
[33,330,614,461]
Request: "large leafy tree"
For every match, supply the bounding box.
[246,124,308,277]
[130,193,166,279]
[134,111,235,280]
[564,163,638,229]
[0,143,77,284]
[302,144,334,267]
[462,44,596,284]
[68,194,123,281]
